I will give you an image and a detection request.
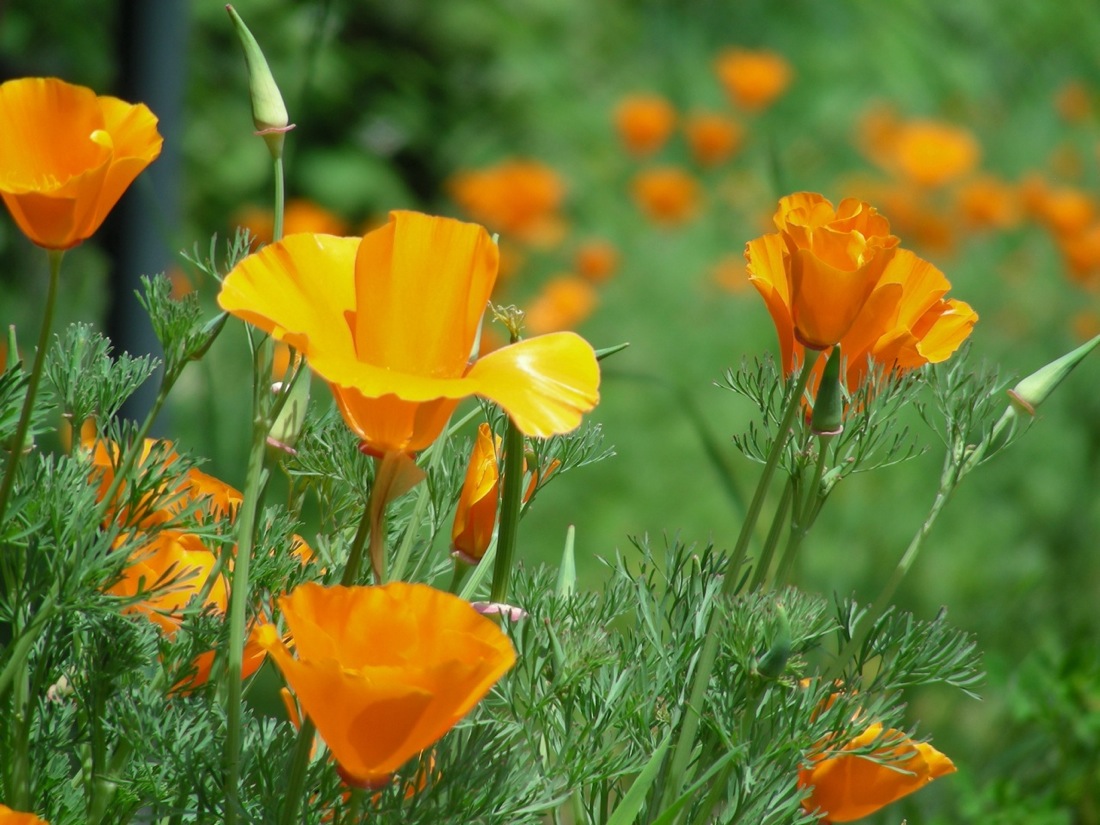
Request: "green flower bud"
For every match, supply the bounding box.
[810,345,844,436]
[1008,333,1100,415]
[226,5,291,159]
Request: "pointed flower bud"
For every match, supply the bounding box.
[810,345,844,436]
[226,5,291,159]
[1008,333,1100,416]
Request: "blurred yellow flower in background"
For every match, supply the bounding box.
[258,581,516,788]
[0,77,162,249]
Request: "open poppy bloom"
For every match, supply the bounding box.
[0,77,162,249]
[218,210,601,455]
[745,193,976,389]
[799,723,956,822]
[258,581,516,788]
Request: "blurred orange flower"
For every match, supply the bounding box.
[714,48,792,112]
[0,806,49,824]
[631,166,701,226]
[613,94,677,157]
[1055,80,1092,124]
[218,211,600,455]
[0,77,162,249]
[684,111,744,167]
[451,423,502,563]
[235,198,349,246]
[878,120,981,189]
[799,723,955,823]
[955,174,1021,230]
[1020,175,1096,236]
[524,275,599,335]
[448,159,565,245]
[259,581,516,788]
[574,238,619,284]
[745,193,975,385]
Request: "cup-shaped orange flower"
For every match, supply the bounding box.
[0,77,162,249]
[748,192,900,352]
[799,723,956,822]
[746,197,975,388]
[218,210,601,455]
[451,423,502,563]
[258,581,516,787]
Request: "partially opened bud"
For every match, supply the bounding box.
[811,346,844,436]
[1008,333,1100,416]
[226,5,291,159]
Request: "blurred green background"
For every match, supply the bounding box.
[3,1,1100,821]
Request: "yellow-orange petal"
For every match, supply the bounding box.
[352,212,498,378]
[332,388,459,455]
[466,332,600,437]
[745,233,798,373]
[451,423,502,562]
[218,232,360,361]
[800,724,956,823]
[0,804,50,824]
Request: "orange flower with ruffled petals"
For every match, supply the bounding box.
[799,723,955,822]
[613,94,677,157]
[745,194,975,384]
[259,582,515,788]
[218,211,600,455]
[0,77,162,249]
[748,192,900,352]
[0,806,49,825]
[714,48,792,112]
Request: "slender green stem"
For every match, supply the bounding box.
[489,416,525,604]
[772,433,831,588]
[0,249,63,526]
[223,336,274,824]
[825,453,960,682]
[272,157,286,242]
[660,351,817,811]
[448,562,471,594]
[0,592,56,700]
[341,490,374,587]
[279,715,317,825]
[747,479,794,591]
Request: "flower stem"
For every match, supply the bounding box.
[341,483,374,587]
[279,715,317,825]
[772,432,832,588]
[0,249,63,526]
[660,351,817,811]
[747,478,793,591]
[489,415,525,604]
[272,156,285,242]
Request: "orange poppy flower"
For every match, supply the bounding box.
[746,192,900,352]
[631,167,701,226]
[714,48,793,112]
[613,94,677,157]
[799,723,955,823]
[258,581,516,787]
[0,806,49,825]
[1055,80,1092,124]
[745,195,975,386]
[684,112,744,167]
[574,238,619,284]
[871,119,980,189]
[218,210,601,455]
[447,160,565,245]
[955,174,1021,230]
[0,77,162,250]
[451,423,502,563]
[524,275,599,335]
